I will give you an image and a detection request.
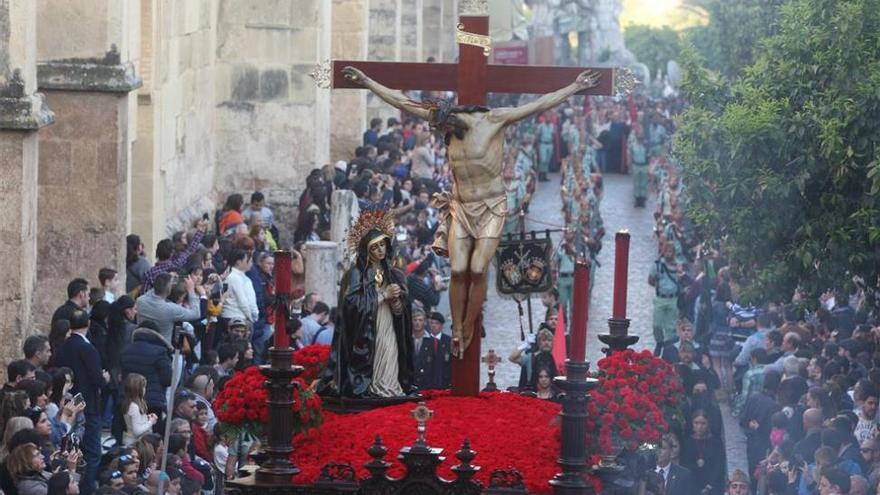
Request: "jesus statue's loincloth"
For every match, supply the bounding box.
[430,192,508,257]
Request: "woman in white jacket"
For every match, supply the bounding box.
[121,374,158,446]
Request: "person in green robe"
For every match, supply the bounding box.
[629,124,649,207]
[537,115,554,182]
[503,137,535,235]
[648,242,683,355]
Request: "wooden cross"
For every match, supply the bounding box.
[411,401,434,447]
[312,0,635,398]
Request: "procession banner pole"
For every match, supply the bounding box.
[156,347,182,495]
[519,217,536,336]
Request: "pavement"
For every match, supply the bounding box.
[477,172,657,387]
[474,172,748,476]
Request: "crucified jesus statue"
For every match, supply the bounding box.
[343,66,600,358]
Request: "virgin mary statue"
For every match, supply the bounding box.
[319,209,415,398]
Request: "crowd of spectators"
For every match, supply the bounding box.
[642,95,880,495]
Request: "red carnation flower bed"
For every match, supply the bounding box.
[293,344,331,383]
[292,391,565,494]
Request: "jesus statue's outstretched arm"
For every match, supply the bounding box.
[342,66,431,121]
[490,70,600,126]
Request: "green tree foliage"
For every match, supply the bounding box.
[624,25,681,79]
[681,0,785,77]
[675,0,880,304]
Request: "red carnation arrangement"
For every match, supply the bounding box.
[588,349,684,455]
[293,344,331,383]
[213,366,323,440]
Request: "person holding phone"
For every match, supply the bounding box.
[55,310,110,495]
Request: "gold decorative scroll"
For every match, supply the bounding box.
[612,67,639,96]
[309,60,332,89]
[456,23,491,57]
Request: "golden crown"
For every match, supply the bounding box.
[346,209,396,257]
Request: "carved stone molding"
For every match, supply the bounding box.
[37,45,142,93]
[0,69,55,130]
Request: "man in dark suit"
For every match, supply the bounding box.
[51,278,90,325]
[56,309,109,495]
[411,309,429,386]
[655,433,694,494]
[416,312,451,390]
[741,370,782,479]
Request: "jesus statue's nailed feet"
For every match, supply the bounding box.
[451,333,464,360]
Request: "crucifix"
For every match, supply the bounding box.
[410,401,434,449]
[311,0,635,398]
[481,349,502,392]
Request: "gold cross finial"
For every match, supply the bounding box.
[411,401,434,446]
[482,349,501,392]
[481,349,500,367]
[411,401,433,423]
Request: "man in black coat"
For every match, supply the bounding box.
[741,370,782,479]
[121,322,174,422]
[51,278,90,325]
[411,309,430,387]
[415,312,451,390]
[656,433,695,494]
[56,310,108,495]
[794,408,824,463]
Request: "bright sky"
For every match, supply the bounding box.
[620,0,705,29]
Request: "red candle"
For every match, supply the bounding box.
[570,260,591,362]
[273,250,292,349]
[612,231,631,320]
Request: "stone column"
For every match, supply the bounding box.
[330,189,359,289]
[33,0,141,326]
[303,241,340,306]
[0,0,54,371]
[330,189,360,244]
[329,0,368,161]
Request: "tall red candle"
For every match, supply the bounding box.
[570,260,591,362]
[273,250,292,349]
[612,231,631,320]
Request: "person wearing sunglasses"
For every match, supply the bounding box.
[104,471,124,492]
[117,455,139,493]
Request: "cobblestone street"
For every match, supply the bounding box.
[475,172,747,476]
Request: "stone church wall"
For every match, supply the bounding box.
[212,0,324,242]
[151,0,219,238]
[365,0,457,129]
[31,0,140,329]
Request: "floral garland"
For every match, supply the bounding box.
[588,349,685,454]
[213,365,323,440]
[293,344,331,383]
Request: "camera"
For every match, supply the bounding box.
[172,324,186,349]
[60,432,80,453]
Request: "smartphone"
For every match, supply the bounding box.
[72,393,85,407]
